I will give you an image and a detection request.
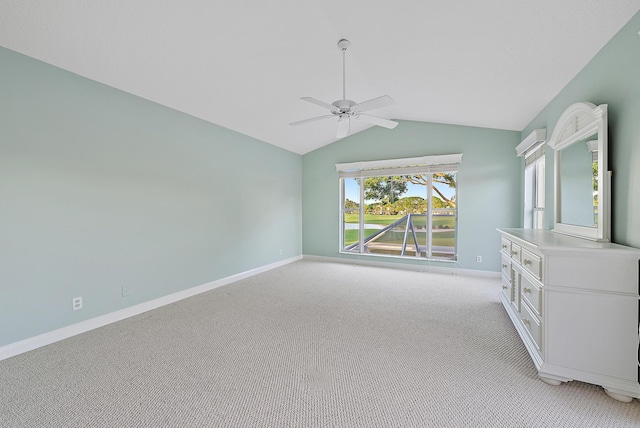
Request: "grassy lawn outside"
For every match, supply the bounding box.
[344,214,455,228]
[433,231,455,247]
[358,231,455,247]
[343,214,456,247]
[344,232,455,248]
[344,229,379,246]
[344,214,402,225]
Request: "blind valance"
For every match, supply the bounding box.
[336,154,462,178]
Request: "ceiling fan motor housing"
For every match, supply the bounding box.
[332,99,357,114]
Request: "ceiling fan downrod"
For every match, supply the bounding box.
[338,39,350,101]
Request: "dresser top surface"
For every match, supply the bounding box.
[498,228,640,255]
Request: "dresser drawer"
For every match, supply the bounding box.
[510,243,522,263]
[521,248,542,280]
[501,274,513,302]
[501,237,511,254]
[521,302,541,350]
[501,254,511,277]
[521,274,542,315]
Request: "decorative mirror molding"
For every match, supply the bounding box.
[548,102,610,241]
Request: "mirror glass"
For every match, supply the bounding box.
[549,102,609,241]
[559,133,598,228]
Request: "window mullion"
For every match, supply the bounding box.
[340,178,345,249]
[359,177,365,254]
[427,172,433,259]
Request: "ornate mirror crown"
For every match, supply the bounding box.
[547,102,610,241]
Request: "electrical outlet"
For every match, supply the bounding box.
[121,286,130,297]
[476,255,482,263]
[279,248,283,255]
[72,296,83,311]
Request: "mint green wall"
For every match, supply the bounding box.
[522,11,640,248]
[302,120,521,271]
[0,47,302,346]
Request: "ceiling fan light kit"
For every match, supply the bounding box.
[290,39,398,138]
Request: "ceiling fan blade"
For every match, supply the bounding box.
[289,115,334,127]
[301,97,336,111]
[354,95,395,113]
[336,116,350,138]
[357,114,399,129]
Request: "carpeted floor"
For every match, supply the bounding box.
[1,259,639,427]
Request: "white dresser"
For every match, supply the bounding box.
[498,228,640,402]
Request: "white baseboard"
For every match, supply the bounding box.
[302,254,501,278]
[0,255,302,362]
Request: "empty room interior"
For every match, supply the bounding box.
[3,2,640,426]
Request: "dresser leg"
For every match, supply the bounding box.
[539,376,562,386]
[604,388,634,403]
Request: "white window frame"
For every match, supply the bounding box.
[517,129,546,229]
[336,154,462,261]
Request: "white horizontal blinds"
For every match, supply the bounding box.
[524,143,545,168]
[336,154,462,178]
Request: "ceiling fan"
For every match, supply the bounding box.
[290,39,398,138]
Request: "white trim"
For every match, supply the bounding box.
[547,103,606,150]
[335,154,463,172]
[516,129,546,157]
[585,139,598,152]
[549,102,609,241]
[302,254,501,278]
[0,255,302,361]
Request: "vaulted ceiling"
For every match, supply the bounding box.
[1,1,639,154]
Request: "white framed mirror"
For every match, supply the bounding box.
[547,102,610,241]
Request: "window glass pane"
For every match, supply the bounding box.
[524,165,535,228]
[431,172,457,260]
[360,176,427,256]
[524,157,545,229]
[535,159,545,229]
[342,178,360,253]
[361,176,405,255]
[535,159,545,208]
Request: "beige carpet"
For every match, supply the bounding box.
[1,259,639,427]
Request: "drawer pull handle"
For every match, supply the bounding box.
[502,264,508,269]
[523,287,531,293]
[511,251,518,256]
[502,244,508,249]
[523,259,532,265]
[502,286,507,290]
[522,319,530,326]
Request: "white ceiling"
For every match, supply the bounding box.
[1,1,639,155]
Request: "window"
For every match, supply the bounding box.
[518,129,546,229]
[337,154,461,261]
[524,153,545,229]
